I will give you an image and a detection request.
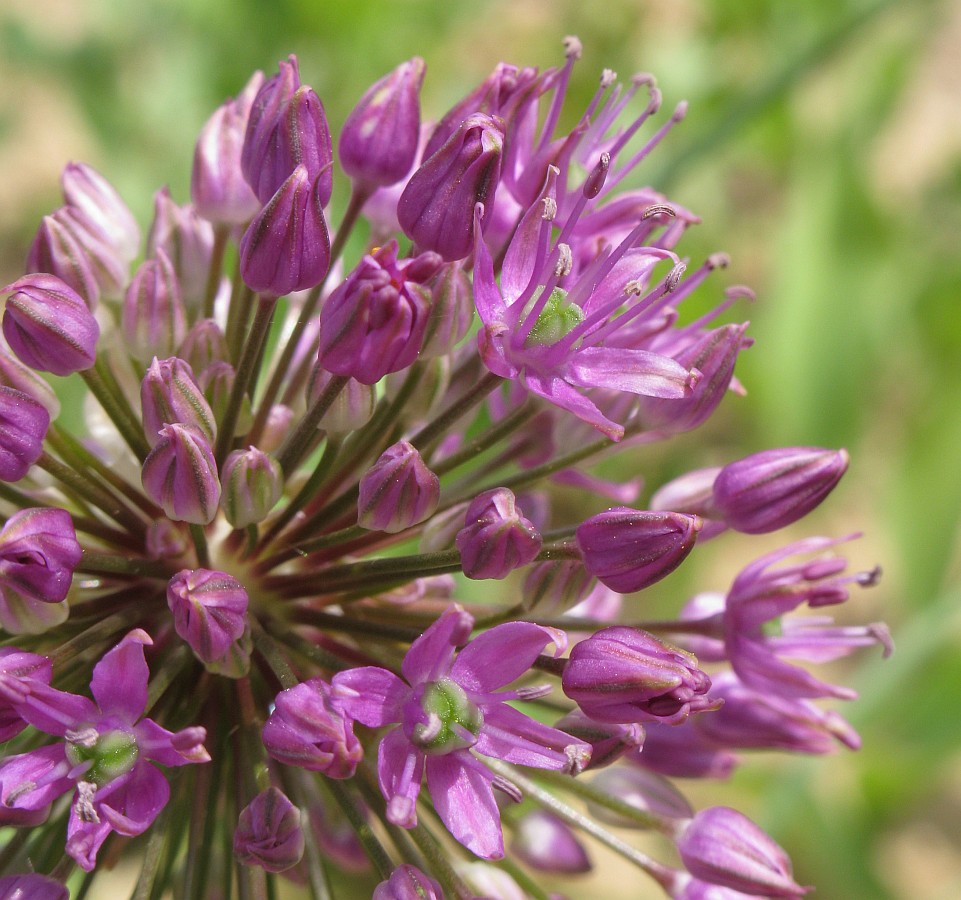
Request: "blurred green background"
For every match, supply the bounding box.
[1,0,958,896]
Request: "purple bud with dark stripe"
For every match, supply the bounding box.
[0,387,49,481]
[141,424,220,524]
[26,213,100,309]
[233,788,305,873]
[455,488,542,580]
[357,441,439,533]
[123,249,187,363]
[2,274,99,376]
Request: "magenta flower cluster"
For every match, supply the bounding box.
[0,38,887,899]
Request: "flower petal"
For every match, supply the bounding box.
[331,666,409,727]
[474,702,590,772]
[451,621,565,693]
[378,727,424,829]
[401,604,474,686]
[425,751,503,859]
[90,629,152,722]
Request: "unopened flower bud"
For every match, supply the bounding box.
[61,161,140,264]
[0,337,60,417]
[50,206,129,298]
[522,559,595,614]
[630,720,737,780]
[178,318,228,374]
[587,766,694,826]
[340,58,425,190]
[712,447,848,534]
[167,568,250,674]
[123,249,187,363]
[676,807,809,897]
[233,787,305,873]
[242,55,301,186]
[638,324,748,433]
[199,362,251,435]
[0,874,68,900]
[357,441,439,533]
[398,112,505,261]
[554,710,643,770]
[192,70,264,225]
[221,447,283,527]
[262,678,363,778]
[455,488,542,580]
[307,367,375,434]
[146,188,215,308]
[27,213,100,309]
[239,165,331,297]
[0,387,49,482]
[562,626,715,725]
[420,262,474,357]
[141,424,220,524]
[511,810,591,873]
[372,864,443,900]
[576,508,700,594]
[0,507,81,611]
[141,356,216,446]
[2,274,99,376]
[258,403,293,453]
[316,241,438,384]
[145,519,189,560]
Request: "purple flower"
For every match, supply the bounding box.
[562,626,716,725]
[332,605,590,858]
[723,537,889,700]
[455,487,542,579]
[575,508,700,593]
[398,113,505,261]
[0,508,81,635]
[676,807,810,897]
[221,447,283,528]
[472,167,700,440]
[0,387,49,482]
[233,787,305,873]
[373,864,444,900]
[166,569,251,675]
[712,447,849,534]
[2,274,99,376]
[141,424,221,524]
[123,249,187,363]
[192,70,264,225]
[239,165,331,298]
[0,630,208,870]
[316,240,440,384]
[140,356,216,447]
[357,441,440,533]
[262,678,363,778]
[511,809,592,873]
[340,58,426,190]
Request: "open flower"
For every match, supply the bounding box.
[332,606,590,858]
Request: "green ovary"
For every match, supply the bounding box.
[66,730,140,785]
[523,287,584,347]
[414,678,483,754]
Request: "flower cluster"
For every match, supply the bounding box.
[0,38,888,898]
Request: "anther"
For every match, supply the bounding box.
[643,204,676,220]
[541,197,558,221]
[666,263,687,291]
[555,244,573,278]
[563,36,583,60]
[707,252,730,270]
[76,781,100,823]
[600,69,617,89]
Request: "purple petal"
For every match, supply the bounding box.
[567,346,693,398]
[0,744,72,812]
[471,205,507,328]
[17,682,97,737]
[401,605,474,686]
[731,636,856,701]
[475,703,590,772]
[378,728,424,828]
[425,751,504,859]
[90,629,152,722]
[500,170,557,302]
[95,762,170,835]
[136,718,211,766]
[331,667,409,727]
[451,622,564,693]
[523,372,623,441]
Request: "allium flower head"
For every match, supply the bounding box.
[0,39,887,900]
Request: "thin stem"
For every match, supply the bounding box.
[203,225,231,319]
[408,371,504,452]
[76,553,169,579]
[225,283,255,366]
[484,760,675,890]
[275,375,349,475]
[37,452,147,535]
[324,778,395,881]
[215,296,276,466]
[249,617,298,689]
[82,360,151,460]
[433,395,533,476]
[189,524,210,568]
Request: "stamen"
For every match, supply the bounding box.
[555,244,573,278]
[76,781,100,823]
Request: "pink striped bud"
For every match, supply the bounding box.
[575,508,700,593]
[2,274,99,376]
[372,865,443,900]
[455,488,542,580]
[141,424,220,524]
[221,447,283,528]
[0,387,49,482]
[233,788,304,873]
[61,161,140,264]
[357,441,439,533]
[26,213,100,309]
[146,188,214,308]
[123,249,187,363]
[140,357,216,447]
